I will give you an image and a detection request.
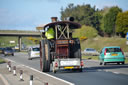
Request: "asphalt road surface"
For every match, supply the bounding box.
[0,52,128,85]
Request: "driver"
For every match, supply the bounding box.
[45,27,55,39]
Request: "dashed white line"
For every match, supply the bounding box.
[0,74,10,85]
[105,70,120,74]
[113,72,120,74]
[24,65,75,85]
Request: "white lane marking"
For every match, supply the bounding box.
[105,70,109,72]
[113,72,120,74]
[105,70,120,74]
[98,69,102,71]
[0,74,10,85]
[3,58,75,85]
[24,65,75,85]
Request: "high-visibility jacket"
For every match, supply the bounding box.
[45,28,54,39]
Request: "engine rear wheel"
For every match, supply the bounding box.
[40,39,51,72]
[44,40,51,72]
[40,40,46,72]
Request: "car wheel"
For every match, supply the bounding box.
[117,62,120,65]
[100,62,102,65]
[122,62,125,65]
[104,62,106,65]
[12,54,14,56]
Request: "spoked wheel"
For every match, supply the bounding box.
[40,39,51,72]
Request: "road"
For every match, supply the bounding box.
[0,52,128,85]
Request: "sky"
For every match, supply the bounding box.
[0,0,128,31]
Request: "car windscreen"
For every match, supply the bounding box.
[106,48,121,52]
[32,48,39,51]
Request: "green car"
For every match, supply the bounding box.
[99,46,125,65]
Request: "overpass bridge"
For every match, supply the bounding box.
[0,30,41,51]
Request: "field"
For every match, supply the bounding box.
[0,30,40,47]
[0,36,36,47]
[0,30,128,51]
[80,36,128,52]
[82,56,128,64]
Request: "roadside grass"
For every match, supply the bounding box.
[125,57,128,64]
[82,56,128,64]
[0,36,35,47]
[0,58,6,64]
[82,56,99,60]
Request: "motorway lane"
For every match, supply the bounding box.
[50,61,128,85]
[0,52,40,70]
[50,70,128,85]
[0,52,128,85]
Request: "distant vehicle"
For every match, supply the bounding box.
[14,46,19,52]
[99,46,125,65]
[28,46,40,60]
[4,47,14,56]
[84,48,99,56]
[0,48,4,54]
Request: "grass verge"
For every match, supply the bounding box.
[82,56,128,64]
[82,56,99,60]
[0,58,6,64]
[125,57,128,64]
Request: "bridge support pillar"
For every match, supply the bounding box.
[18,36,22,52]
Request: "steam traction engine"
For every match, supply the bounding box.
[38,17,83,73]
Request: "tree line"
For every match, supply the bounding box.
[60,4,128,37]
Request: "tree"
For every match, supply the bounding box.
[100,7,111,36]
[61,4,102,35]
[104,6,122,36]
[116,11,128,37]
[72,25,98,39]
[91,12,102,33]
[61,4,95,26]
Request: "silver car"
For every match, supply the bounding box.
[28,46,40,60]
[84,48,99,56]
